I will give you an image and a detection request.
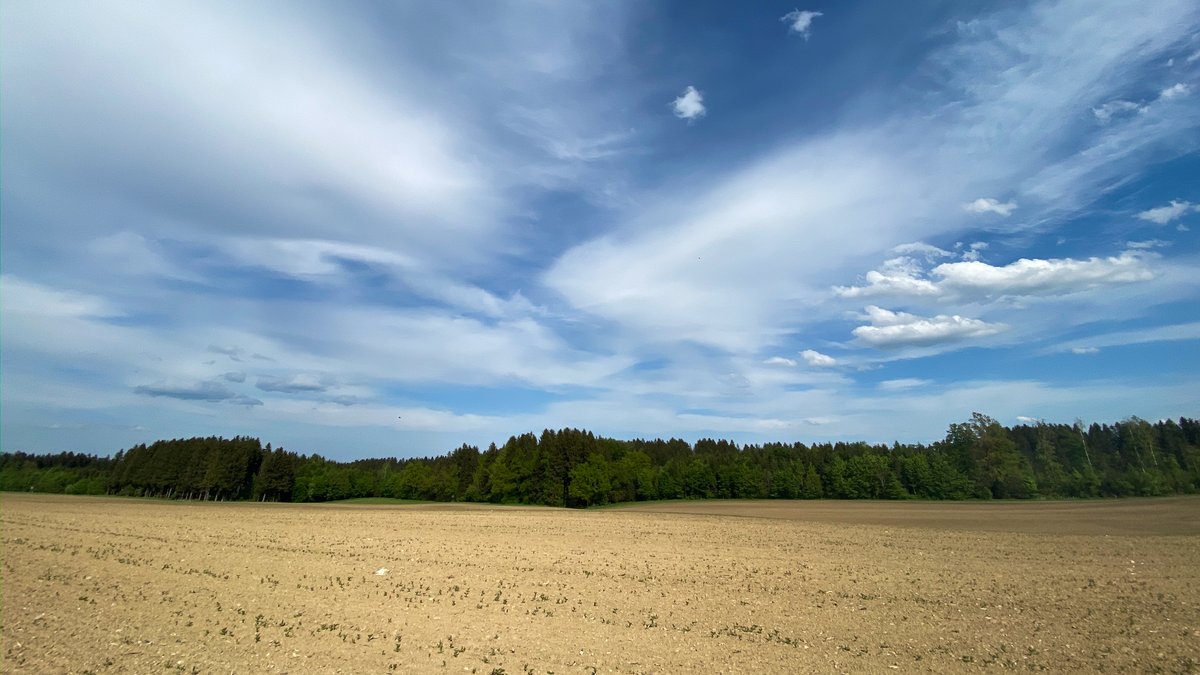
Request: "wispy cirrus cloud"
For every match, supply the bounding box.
[3,1,1197,457]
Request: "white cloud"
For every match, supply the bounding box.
[1015,415,1038,424]
[1136,199,1194,224]
[0,275,120,319]
[1159,82,1192,100]
[800,349,838,367]
[1188,49,1200,63]
[852,306,1007,349]
[892,242,953,259]
[671,85,706,121]
[878,378,930,391]
[1071,347,1100,355]
[780,10,823,39]
[764,356,798,367]
[1125,239,1169,250]
[933,251,1155,298]
[964,198,1017,216]
[1092,99,1148,123]
[548,1,1198,356]
[837,249,1157,301]
[833,256,940,299]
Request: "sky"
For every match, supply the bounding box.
[2,0,1198,461]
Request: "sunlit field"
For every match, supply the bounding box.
[3,494,1198,673]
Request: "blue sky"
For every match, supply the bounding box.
[2,0,1198,460]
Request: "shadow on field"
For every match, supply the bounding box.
[610,497,1200,536]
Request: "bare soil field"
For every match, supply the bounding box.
[3,494,1198,673]
[615,497,1200,537]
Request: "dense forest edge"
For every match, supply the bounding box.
[3,414,1199,507]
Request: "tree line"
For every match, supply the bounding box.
[3,414,1199,506]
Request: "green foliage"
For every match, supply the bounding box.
[4,415,1199,507]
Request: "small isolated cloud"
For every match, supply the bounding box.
[960,241,989,262]
[1189,49,1200,64]
[780,9,823,39]
[764,356,798,367]
[222,371,246,383]
[671,86,706,121]
[1071,346,1100,355]
[964,198,1017,216]
[1136,200,1194,225]
[800,349,837,367]
[1015,415,1038,424]
[1159,83,1192,100]
[852,306,1007,349]
[329,394,363,406]
[1179,224,1191,232]
[878,378,930,391]
[134,380,262,406]
[256,374,327,393]
[1092,99,1147,124]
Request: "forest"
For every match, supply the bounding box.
[2,414,1199,506]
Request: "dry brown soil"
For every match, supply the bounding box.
[2,494,1198,673]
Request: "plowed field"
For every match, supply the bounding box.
[3,494,1198,673]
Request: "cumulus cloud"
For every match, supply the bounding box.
[256,374,328,394]
[837,249,1156,300]
[134,380,262,406]
[833,256,940,299]
[800,349,838,367]
[1136,199,1194,224]
[764,356,798,367]
[671,86,706,121]
[964,198,1017,216]
[1092,99,1147,123]
[852,306,1007,349]
[933,252,1155,298]
[1159,82,1192,100]
[780,9,823,39]
[1015,415,1038,424]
